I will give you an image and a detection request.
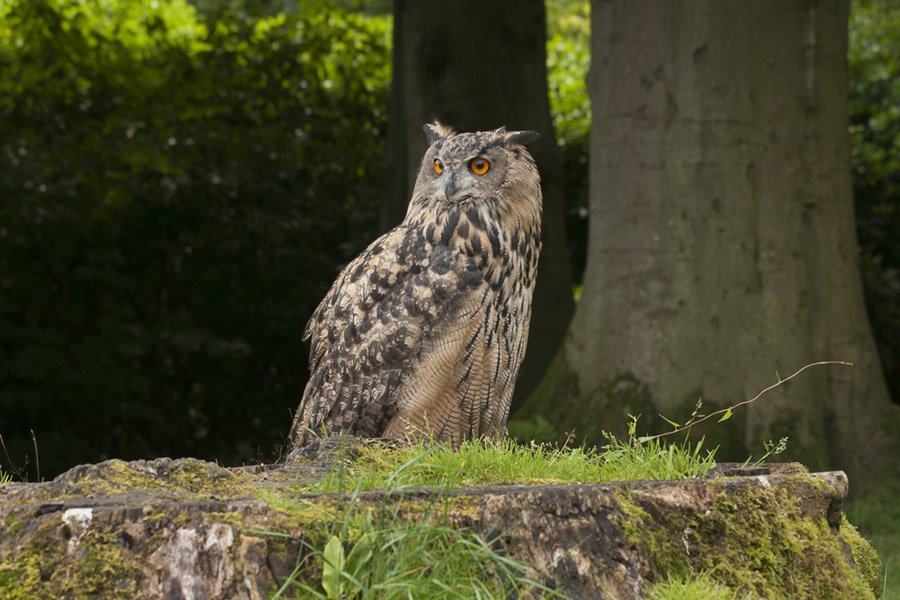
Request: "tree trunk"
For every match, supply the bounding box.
[519,0,899,489]
[383,0,574,408]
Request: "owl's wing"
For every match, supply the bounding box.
[292,224,484,445]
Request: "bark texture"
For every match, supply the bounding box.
[520,0,899,488]
[384,0,574,407]
[0,445,881,599]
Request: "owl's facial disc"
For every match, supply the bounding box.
[440,162,484,201]
[422,129,514,203]
[432,150,495,201]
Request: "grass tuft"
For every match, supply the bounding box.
[311,434,717,494]
[272,512,555,599]
[647,571,747,600]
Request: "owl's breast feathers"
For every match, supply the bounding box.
[291,202,540,447]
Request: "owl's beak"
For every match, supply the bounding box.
[443,172,458,200]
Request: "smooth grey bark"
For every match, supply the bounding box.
[383,0,574,408]
[521,0,898,488]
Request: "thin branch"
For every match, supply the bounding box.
[30,429,41,483]
[641,360,853,443]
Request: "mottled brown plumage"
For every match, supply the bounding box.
[289,123,542,448]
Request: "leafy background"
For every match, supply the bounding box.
[0,0,389,473]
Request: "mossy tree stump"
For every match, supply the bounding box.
[0,439,882,599]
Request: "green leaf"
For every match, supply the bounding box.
[660,414,680,428]
[345,531,374,592]
[717,408,734,423]
[322,535,344,599]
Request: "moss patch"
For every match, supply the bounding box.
[614,491,690,579]
[0,516,142,599]
[88,459,255,497]
[842,519,884,599]
[615,477,881,599]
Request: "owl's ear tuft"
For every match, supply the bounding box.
[423,121,456,145]
[504,130,540,146]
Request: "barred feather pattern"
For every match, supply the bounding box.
[290,125,542,448]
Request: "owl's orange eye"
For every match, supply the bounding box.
[433,158,444,175]
[469,157,490,175]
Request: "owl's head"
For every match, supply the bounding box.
[410,122,541,210]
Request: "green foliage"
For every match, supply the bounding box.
[278,517,545,599]
[546,0,590,283]
[0,0,390,476]
[850,0,900,404]
[312,435,717,494]
[546,0,590,145]
[506,413,558,443]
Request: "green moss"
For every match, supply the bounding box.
[60,531,142,598]
[0,516,61,599]
[0,544,45,599]
[614,491,690,578]
[842,519,884,599]
[256,490,342,527]
[91,459,254,497]
[0,512,24,539]
[0,512,141,599]
[0,503,264,599]
[615,477,881,599]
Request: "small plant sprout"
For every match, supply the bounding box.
[743,437,790,468]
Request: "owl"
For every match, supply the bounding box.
[289,122,542,449]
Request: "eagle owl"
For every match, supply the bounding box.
[290,122,542,449]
